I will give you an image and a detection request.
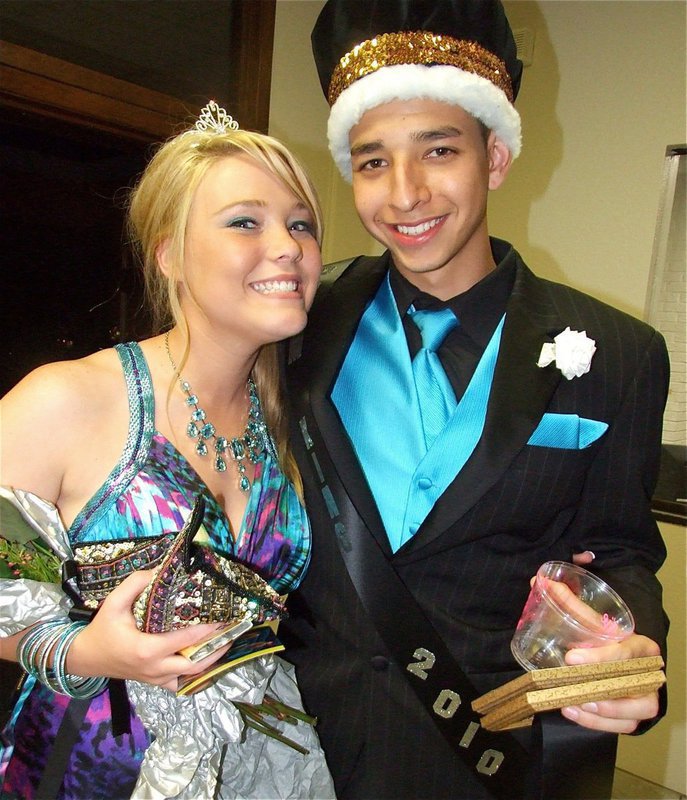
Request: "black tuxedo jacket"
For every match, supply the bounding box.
[283,242,669,799]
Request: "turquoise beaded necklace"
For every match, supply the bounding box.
[164,332,272,492]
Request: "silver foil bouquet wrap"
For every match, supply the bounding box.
[0,487,74,635]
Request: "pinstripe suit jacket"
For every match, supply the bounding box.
[282,241,669,799]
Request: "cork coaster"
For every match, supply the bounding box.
[471,656,665,732]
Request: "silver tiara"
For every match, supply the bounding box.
[192,100,239,134]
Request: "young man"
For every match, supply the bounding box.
[282,1,669,798]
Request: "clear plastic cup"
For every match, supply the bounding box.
[511,561,635,671]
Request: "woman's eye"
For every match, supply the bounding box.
[227,217,257,229]
[290,220,315,234]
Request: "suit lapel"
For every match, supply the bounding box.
[290,254,393,553]
[408,262,564,550]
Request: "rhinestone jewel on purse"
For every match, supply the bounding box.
[132,496,287,634]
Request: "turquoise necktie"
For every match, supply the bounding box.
[408,307,459,449]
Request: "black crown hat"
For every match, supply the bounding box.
[311,0,523,181]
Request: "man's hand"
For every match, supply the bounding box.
[572,550,595,567]
[560,634,662,733]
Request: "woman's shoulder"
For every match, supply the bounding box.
[3,348,125,414]
[1,348,134,463]
[1,348,128,502]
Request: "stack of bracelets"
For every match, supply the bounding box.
[17,619,109,699]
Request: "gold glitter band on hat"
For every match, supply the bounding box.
[328,31,513,106]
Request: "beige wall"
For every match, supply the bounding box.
[615,520,686,795]
[497,1,686,318]
[270,0,686,793]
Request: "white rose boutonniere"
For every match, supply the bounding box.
[537,327,597,380]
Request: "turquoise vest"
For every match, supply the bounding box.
[332,274,504,552]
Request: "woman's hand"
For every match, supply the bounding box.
[561,633,662,733]
[67,570,232,692]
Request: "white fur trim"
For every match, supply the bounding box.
[328,63,522,182]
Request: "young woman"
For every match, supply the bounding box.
[0,103,334,799]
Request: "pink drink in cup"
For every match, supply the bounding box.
[511,561,635,671]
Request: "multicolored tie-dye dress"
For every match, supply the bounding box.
[0,342,334,800]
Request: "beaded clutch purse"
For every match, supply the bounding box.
[71,533,177,611]
[69,496,286,632]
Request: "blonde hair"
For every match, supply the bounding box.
[127,124,323,493]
